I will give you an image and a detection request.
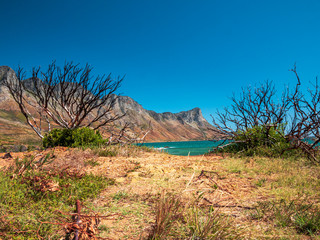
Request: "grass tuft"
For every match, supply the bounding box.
[252,199,320,235]
[147,192,237,239]
[147,192,182,240]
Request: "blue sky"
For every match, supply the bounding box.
[1,0,320,121]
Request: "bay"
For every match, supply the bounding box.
[141,140,225,156]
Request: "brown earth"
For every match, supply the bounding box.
[1,147,317,239]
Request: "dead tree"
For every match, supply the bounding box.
[212,80,291,145]
[285,66,320,163]
[3,62,123,138]
[212,66,320,162]
[104,121,151,145]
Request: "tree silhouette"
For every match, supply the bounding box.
[3,61,123,138]
[212,66,320,163]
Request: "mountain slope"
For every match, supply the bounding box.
[0,66,216,144]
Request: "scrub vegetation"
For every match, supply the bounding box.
[212,66,320,163]
[42,127,106,148]
[0,146,319,239]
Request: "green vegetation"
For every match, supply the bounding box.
[112,190,129,201]
[235,125,289,155]
[212,75,320,163]
[84,158,101,167]
[217,125,301,158]
[42,127,106,148]
[0,109,26,123]
[252,199,320,236]
[0,155,114,239]
[96,148,118,157]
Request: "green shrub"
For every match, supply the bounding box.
[72,127,105,148]
[236,124,287,147]
[42,127,106,148]
[218,125,293,157]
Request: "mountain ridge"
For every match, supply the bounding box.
[0,66,216,144]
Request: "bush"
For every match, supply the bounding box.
[72,127,105,148]
[42,127,106,148]
[218,125,293,157]
[42,128,73,148]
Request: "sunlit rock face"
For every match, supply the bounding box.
[112,95,216,142]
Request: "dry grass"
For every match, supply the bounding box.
[0,147,320,239]
[221,156,320,202]
[146,191,183,239]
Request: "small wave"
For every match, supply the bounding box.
[155,147,165,150]
[155,147,172,150]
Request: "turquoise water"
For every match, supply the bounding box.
[142,138,318,156]
[141,140,225,156]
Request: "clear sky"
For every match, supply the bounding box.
[1,0,320,121]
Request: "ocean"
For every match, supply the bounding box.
[141,140,225,156]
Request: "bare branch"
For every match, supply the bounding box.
[211,67,320,162]
[3,62,124,138]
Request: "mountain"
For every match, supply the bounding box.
[0,66,216,144]
[112,96,215,141]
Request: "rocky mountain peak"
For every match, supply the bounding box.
[0,66,17,102]
[113,95,146,116]
[175,107,207,127]
[0,66,15,85]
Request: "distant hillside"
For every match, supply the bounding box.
[0,66,217,144]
